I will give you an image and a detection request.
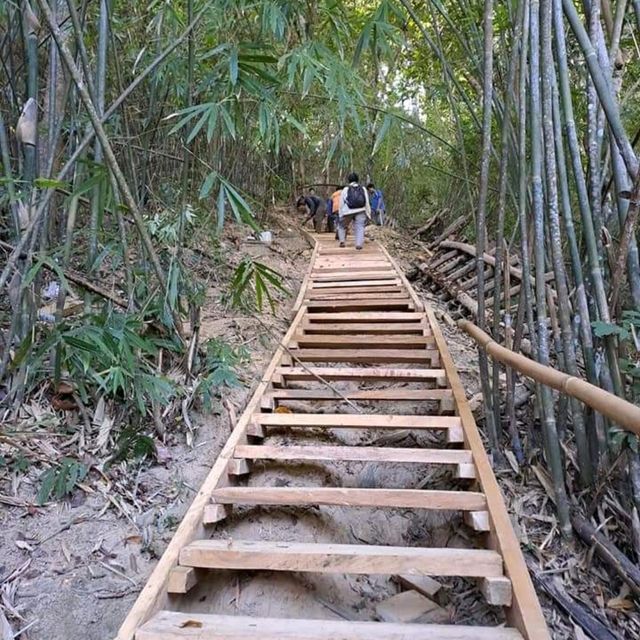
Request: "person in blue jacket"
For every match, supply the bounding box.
[367,183,385,226]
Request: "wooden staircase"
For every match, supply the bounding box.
[117,234,550,640]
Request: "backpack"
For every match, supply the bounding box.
[346,184,366,209]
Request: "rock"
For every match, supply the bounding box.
[376,590,449,624]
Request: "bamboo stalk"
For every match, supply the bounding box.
[475,0,499,453]
[531,0,571,534]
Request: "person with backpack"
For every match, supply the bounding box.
[367,182,386,226]
[296,192,326,233]
[327,186,343,237]
[338,173,371,249]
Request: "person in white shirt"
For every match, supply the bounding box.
[337,172,371,249]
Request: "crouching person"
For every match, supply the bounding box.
[337,172,370,249]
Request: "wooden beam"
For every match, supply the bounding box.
[265,388,452,402]
[253,413,461,430]
[273,366,447,382]
[305,311,424,322]
[138,611,524,639]
[166,566,198,594]
[302,322,425,334]
[307,286,405,295]
[203,504,228,525]
[293,335,434,349]
[311,279,401,289]
[312,270,398,282]
[306,292,411,301]
[426,308,550,639]
[481,576,513,607]
[290,348,438,364]
[234,444,472,465]
[211,486,487,511]
[306,301,414,312]
[179,540,504,578]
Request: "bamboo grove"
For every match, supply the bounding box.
[1,0,640,549]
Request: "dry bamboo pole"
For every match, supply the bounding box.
[460,320,640,437]
[531,0,571,534]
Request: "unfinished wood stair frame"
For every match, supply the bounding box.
[116,233,549,640]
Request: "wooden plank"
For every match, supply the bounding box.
[179,540,503,578]
[306,292,410,301]
[114,306,310,640]
[305,311,424,322]
[426,308,550,639]
[307,286,405,295]
[293,334,435,349]
[234,444,472,465]
[291,348,437,364]
[305,301,414,312]
[312,261,392,272]
[481,576,513,607]
[311,279,401,289]
[303,321,425,334]
[312,271,398,282]
[138,611,524,640]
[166,566,197,594]
[211,486,486,511]
[265,388,451,402]
[292,242,319,314]
[274,366,446,382]
[254,412,461,430]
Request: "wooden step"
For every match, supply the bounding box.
[312,261,392,272]
[210,486,487,511]
[306,301,414,312]
[306,311,424,322]
[274,366,446,382]
[311,279,401,289]
[306,286,405,295]
[265,388,451,402]
[293,335,435,349]
[234,444,472,465]
[306,292,410,301]
[290,348,438,364]
[179,540,503,577]
[253,412,461,430]
[312,271,398,282]
[138,611,524,639]
[302,322,425,334]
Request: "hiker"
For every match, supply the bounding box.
[338,173,371,249]
[296,192,326,233]
[367,182,386,226]
[327,185,342,236]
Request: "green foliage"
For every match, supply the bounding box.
[108,427,156,467]
[196,338,249,410]
[37,458,88,505]
[228,256,289,312]
[18,308,180,419]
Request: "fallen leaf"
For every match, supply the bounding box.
[606,596,635,611]
[274,406,292,413]
[179,620,203,628]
